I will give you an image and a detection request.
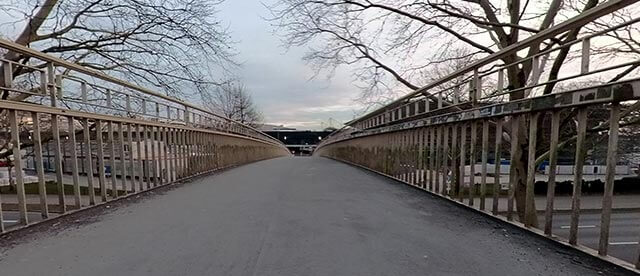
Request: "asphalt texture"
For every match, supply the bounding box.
[0,157,635,275]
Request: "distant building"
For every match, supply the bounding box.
[263,129,334,156]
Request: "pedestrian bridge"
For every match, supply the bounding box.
[2,1,640,274]
[0,157,631,275]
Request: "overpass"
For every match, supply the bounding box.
[2,0,640,274]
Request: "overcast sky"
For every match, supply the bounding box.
[216,0,363,130]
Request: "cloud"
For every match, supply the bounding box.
[215,0,364,130]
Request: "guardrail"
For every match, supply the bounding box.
[0,38,290,233]
[316,0,640,271]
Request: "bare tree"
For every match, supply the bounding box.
[269,0,640,225]
[0,0,235,101]
[202,82,263,127]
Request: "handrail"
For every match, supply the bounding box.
[0,37,284,147]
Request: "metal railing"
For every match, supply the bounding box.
[316,0,640,271]
[0,38,290,233]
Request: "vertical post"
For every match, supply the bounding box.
[137,125,144,191]
[544,111,561,235]
[81,82,88,103]
[3,61,13,94]
[435,126,442,193]
[428,127,435,191]
[163,127,170,184]
[450,124,458,197]
[127,123,136,193]
[169,128,176,182]
[68,117,81,209]
[83,118,95,205]
[150,126,158,187]
[143,125,151,189]
[32,112,49,217]
[50,66,66,213]
[507,116,520,221]
[108,121,118,198]
[442,126,449,195]
[118,123,127,194]
[480,120,489,210]
[581,38,590,74]
[469,122,477,206]
[525,113,540,227]
[96,120,107,202]
[569,108,588,245]
[9,110,28,225]
[458,123,467,202]
[598,104,620,256]
[492,119,503,215]
[106,89,112,109]
[497,69,504,96]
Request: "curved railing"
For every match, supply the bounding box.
[0,38,290,233]
[317,0,640,272]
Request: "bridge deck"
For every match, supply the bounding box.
[0,157,633,275]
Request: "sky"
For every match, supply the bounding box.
[215,0,363,130]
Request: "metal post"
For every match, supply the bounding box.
[492,119,503,215]
[598,104,620,256]
[32,112,49,217]
[525,113,539,227]
[96,120,107,202]
[544,111,561,235]
[569,108,588,245]
[83,118,95,205]
[9,110,28,225]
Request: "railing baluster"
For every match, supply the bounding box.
[32,112,49,217]
[442,125,450,195]
[435,127,442,193]
[544,111,561,235]
[51,112,66,213]
[96,120,107,202]
[137,124,145,191]
[127,123,136,193]
[142,125,151,189]
[569,108,588,245]
[598,103,620,256]
[480,120,489,210]
[451,124,458,197]
[469,122,477,206]
[118,122,127,194]
[83,118,95,205]
[507,115,521,221]
[459,123,467,202]
[151,126,158,187]
[9,110,28,225]
[525,113,540,227]
[108,121,118,198]
[492,118,503,215]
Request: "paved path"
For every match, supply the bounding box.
[0,157,633,275]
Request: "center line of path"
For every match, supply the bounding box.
[559,225,596,229]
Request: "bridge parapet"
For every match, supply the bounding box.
[0,38,289,233]
[317,1,640,271]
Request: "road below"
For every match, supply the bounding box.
[0,157,634,275]
[546,212,640,264]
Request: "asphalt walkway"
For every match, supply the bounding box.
[0,157,633,275]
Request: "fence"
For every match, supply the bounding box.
[0,38,290,233]
[316,0,640,270]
